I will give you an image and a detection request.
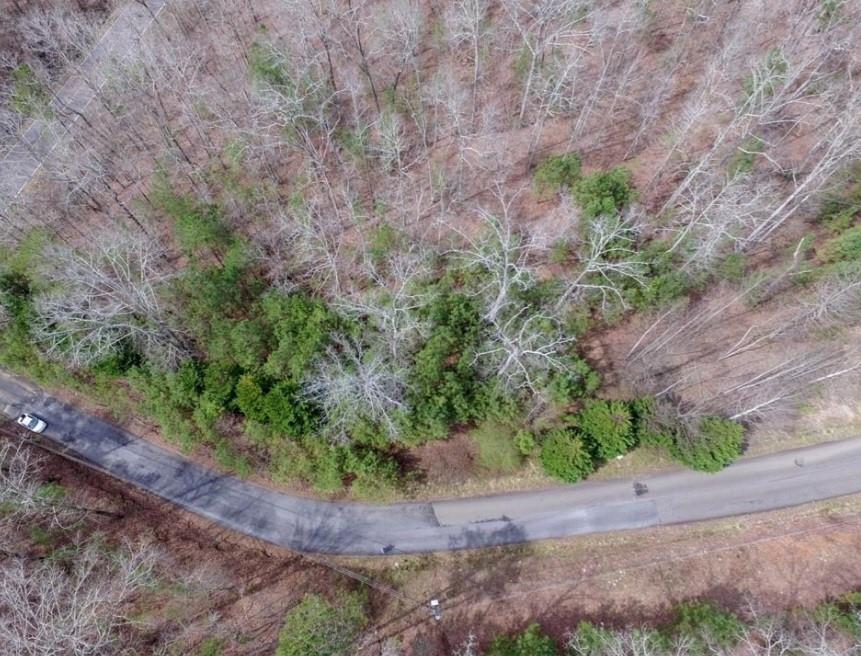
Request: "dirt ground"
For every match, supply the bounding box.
[19,435,861,656]
[358,497,861,655]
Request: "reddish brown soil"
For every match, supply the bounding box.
[410,432,477,488]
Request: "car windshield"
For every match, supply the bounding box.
[24,416,38,429]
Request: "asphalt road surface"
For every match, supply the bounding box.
[0,0,169,204]
[2,372,860,555]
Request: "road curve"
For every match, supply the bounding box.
[1,372,860,555]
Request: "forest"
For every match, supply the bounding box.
[6,0,856,497]
[3,0,861,654]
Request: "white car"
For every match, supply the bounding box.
[16,413,47,434]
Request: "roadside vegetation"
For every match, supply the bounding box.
[273,591,861,656]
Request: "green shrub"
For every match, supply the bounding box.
[575,399,635,460]
[514,429,537,456]
[213,439,252,477]
[627,269,691,311]
[174,203,232,256]
[174,244,266,349]
[307,443,347,493]
[407,292,484,439]
[819,0,844,28]
[567,622,670,655]
[262,382,316,436]
[235,374,267,422]
[814,600,861,640]
[89,342,142,377]
[574,168,635,219]
[619,240,693,312]
[202,362,240,409]
[35,481,67,504]
[670,602,743,652]
[476,380,521,423]
[533,153,582,198]
[487,623,558,656]
[547,359,600,404]
[342,447,402,498]
[262,292,336,383]
[629,397,672,448]
[539,428,594,482]
[150,180,233,256]
[718,252,747,282]
[10,64,50,117]
[818,164,861,232]
[727,137,765,178]
[821,225,861,263]
[369,223,399,263]
[337,126,370,161]
[197,637,224,656]
[566,621,613,655]
[346,416,392,449]
[229,318,271,371]
[549,240,572,264]
[471,420,523,473]
[270,441,315,483]
[628,399,742,471]
[275,593,366,656]
[249,41,291,88]
[169,361,204,407]
[671,417,744,472]
[742,49,788,102]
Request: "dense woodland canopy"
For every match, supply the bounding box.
[1,0,861,493]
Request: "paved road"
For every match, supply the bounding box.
[2,372,860,555]
[0,0,169,204]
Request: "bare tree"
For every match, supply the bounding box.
[377,0,423,99]
[445,0,492,126]
[568,627,694,656]
[626,256,861,424]
[448,192,541,323]
[476,306,576,395]
[502,0,589,126]
[381,637,404,656]
[33,234,187,368]
[671,173,778,272]
[444,190,577,395]
[452,632,481,656]
[0,540,158,656]
[798,264,861,330]
[266,199,351,296]
[0,440,86,560]
[555,209,647,313]
[373,111,410,176]
[18,4,101,77]
[570,6,644,141]
[303,334,407,442]
[337,248,432,366]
